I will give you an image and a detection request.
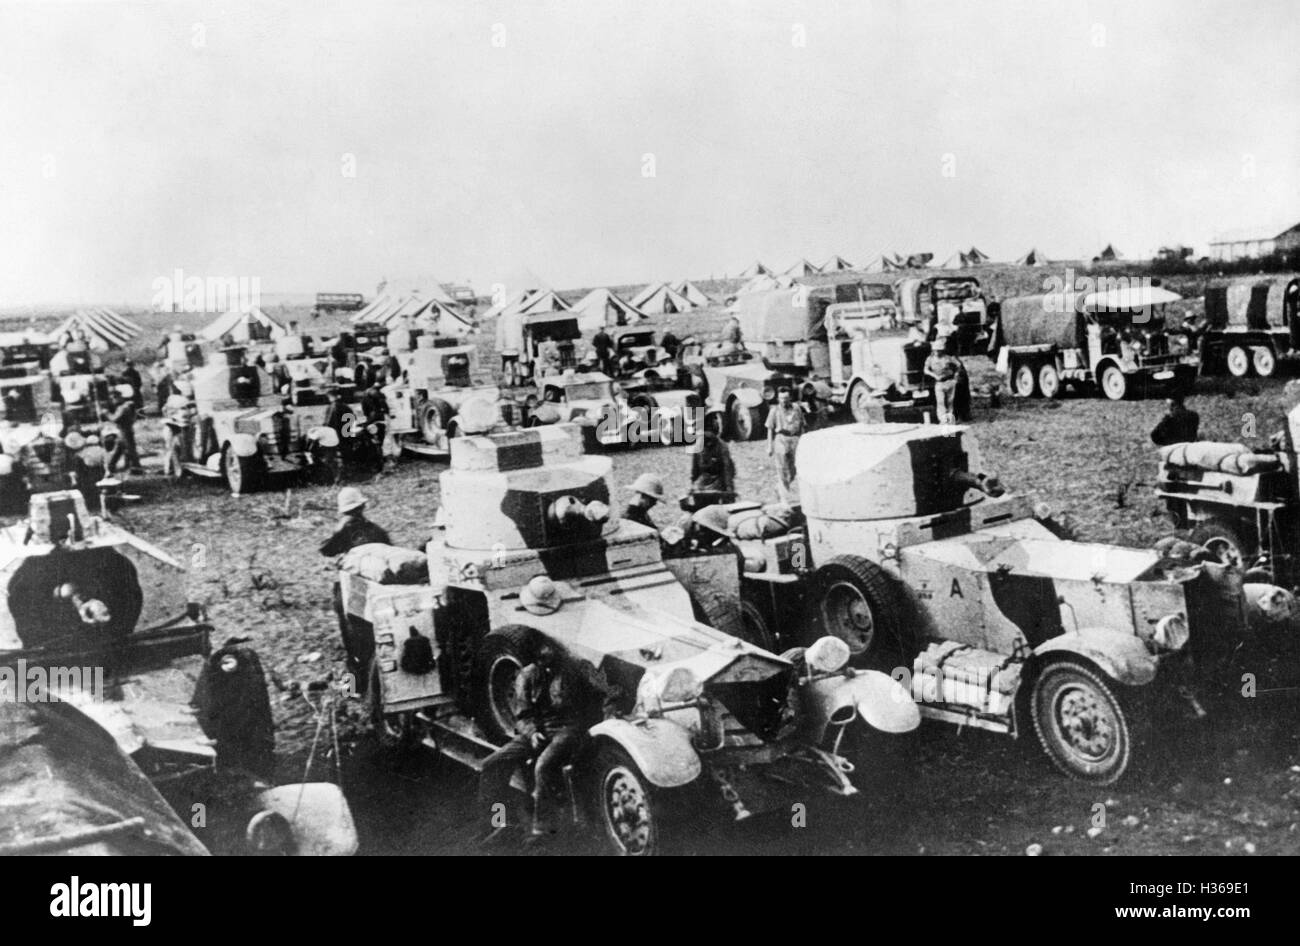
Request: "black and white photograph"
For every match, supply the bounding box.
[0,0,1296,897]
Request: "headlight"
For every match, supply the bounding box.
[761,385,775,401]
[637,666,703,709]
[1153,613,1189,652]
[806,636,851,673]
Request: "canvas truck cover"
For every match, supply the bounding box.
[997,295,1082,350]
[0,698,208,855]
[734,287,831,342]
[1204,277,1300,330]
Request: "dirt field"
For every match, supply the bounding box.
[87,354,1300,856]
[22,270,1300,856]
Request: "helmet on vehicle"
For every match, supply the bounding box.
[520,575,563,615]
[628,473,667,503]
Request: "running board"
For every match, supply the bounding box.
[918,704,1014,735]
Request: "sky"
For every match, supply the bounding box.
[0,0,1296,305]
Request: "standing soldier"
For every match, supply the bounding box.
[689,430,736,501]
[924,335,962,425]
[360,381,390,473]
[322,488,393,692]
[591,326,614,376]
[765,386,805,503]
[722,316,744,354]
[102,388,143,475]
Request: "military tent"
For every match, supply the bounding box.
[1015,248,1047,266]
[821,255,855,272]
[200,306,288,344]
[572,288,646,332]
[51,308,142,352]
[670,280,713,307]
[784,259,823,277]
[965,246,990,265]
[631,282,693,315]
[480,288,537,321]
[515,289,572,315]
[1094,244,1122,262]
[739,261,772,278]
[903,253,934,268]
[736,273,796,295]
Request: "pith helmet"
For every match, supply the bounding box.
[628,473,667,502]
[692,504,732,537]
[520,575,563,615]
[337,487,367,515]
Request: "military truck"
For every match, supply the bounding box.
[894,276,992,355]
[1193,276,1300,378]
[685,422,1296,784]
[168,348,337,495]
[992,287,1197,400]
[384,336,500,457]
[336,423,919,854]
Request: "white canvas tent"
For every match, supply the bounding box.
[480,288,537,321]
[352,292,473,336]
[631,282,693,315]
[1015,248,1047,266]
[860,255,890,273]
[737,273,796,294]
[784,259,823,277]
[739,261,772,278]
[200,306,288,344]
[821,255,855,272]
[52,308,143,351]
[670,280,713,307]
[572,288,646,332]
[515,289,572,315]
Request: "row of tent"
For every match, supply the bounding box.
[482,280,717,332]
[738,246,1079,277]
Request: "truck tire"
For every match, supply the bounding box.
[418,398,455,444]
[729,398,763,441]
[590,742,661,856]
[848,381,876,424]
[1225,345,1251,378]
[473,625,541,744]
[1038,363,1062,399]
[738,593,777,651]
[223,443,264,496]
[1030,660,1132,784]
[805,555,910,671]
[1012,361,1038,398]
[1189,518,1251,567]
[1252,345,1277,378]
[1098,363,1128,400]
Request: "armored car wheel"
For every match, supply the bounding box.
[738,595,777,651]
[418,399,455,445]
[1189,518,1250,567]
[591,743,660,856]
[805,556,909,671]
[1030,661,1131,784]
[848,381,876,424]
[729,398,763,441]
[223,444,265,496]
[473,626,539,744]
[1225,346,1251,378]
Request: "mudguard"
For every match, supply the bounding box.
[588,717,701,789]
[732,387,763,408]
[228,433,259,458]
[1033,628,1158,686]
[801,669,920,742]
[256,783,358,856]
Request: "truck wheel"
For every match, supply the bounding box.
[1038,363,1062,399]
[729,398,763,441]
[591,743,660,856]
[1098,364,1128,400]
[1225,345,1251,378]
[805,555,910,670]
[1252,346,1277,378]
[473,625,539,744]
[223,444,264,496]
[369,659,420,753]
[1189,518,1250,567]
[739,595,777,651]
[1030,661,1131,784]
[848,381,876,424]
[1012,362,1038,398]
[418,399,454,444]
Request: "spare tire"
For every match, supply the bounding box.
[418,398,455,444]
[473,625,542,744]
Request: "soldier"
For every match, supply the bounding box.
[689,430,735,499]
[624,473,666,528]
[360,381,390,473]
[660,330,681,364]
[102,388,143,474]
[320,487,392,556]
[722,316,744,354]
[478,604,614,845]
[924,335,962,425]
[18,422,72,494]
[765,387,804,503]
[120,360,144,410]
[591,326,614,376]
[1151,395,1200,446]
